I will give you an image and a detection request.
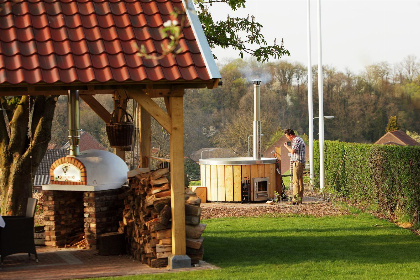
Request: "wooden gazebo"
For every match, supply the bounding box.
[0,0,220,268]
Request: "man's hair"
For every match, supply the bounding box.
[284,128,295,136]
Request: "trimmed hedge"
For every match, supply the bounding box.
[314,141,420,223]
[184,157,200,181]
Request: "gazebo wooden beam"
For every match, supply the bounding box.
[80,95,112,123]
[127,90,172,134]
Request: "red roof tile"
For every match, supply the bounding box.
[0,0,215,86]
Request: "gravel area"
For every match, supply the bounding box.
[34,190,349,225]
[200,191,350,220]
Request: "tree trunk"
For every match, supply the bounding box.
[0,95,57,216]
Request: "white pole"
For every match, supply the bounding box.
[317,0,325,192]
[307,0,314,187]
[253,80,261,160]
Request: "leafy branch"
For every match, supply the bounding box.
[195,0,290,62]
[136,10,187,60]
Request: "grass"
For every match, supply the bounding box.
[96,213,420,280]
[189,180,201,186]
[282,170,311,191]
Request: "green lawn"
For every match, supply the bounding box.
[97,213,420,280]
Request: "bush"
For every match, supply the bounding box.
[314,141,420,224]
[184,157,200,181]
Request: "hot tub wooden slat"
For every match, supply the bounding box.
[257,164,265,178]
[250,165,259,199]
[217,165,226,201]
[242,165,250,182]
[225,165,234,201]
[205,165,211,200]
[266,164,276,198]
[233,166,242,202]
[200,164,205,188]
[210,165,218,201]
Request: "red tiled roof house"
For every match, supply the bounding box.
[0,0,221,267]
[375,130,419,146]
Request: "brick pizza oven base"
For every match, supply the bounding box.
[42,188,125,248]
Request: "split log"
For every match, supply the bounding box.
[156,251,172,259]
[159,205,171,225]
[159,238,172,245]
[187,245,204,264]
[145,195,156,207]
[185,204,201,217]
[150,222,170,232]
[150,258,168,267]
[187,245,204,255]
[186,237,204,250]
[150,177,169,186]
[151,184,170,194]
[186,224,206,239]
[186,195,201,205]
[144,243,155,254]
[156,229,171,239]
[127,167,150,178]
[151,168,169,180]
[185,215,200,226]
[155,190,171,198]
[156,244,172,253]
[153,197,171,211]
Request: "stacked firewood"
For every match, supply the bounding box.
[65,232,88,249]
[119,167,206,268]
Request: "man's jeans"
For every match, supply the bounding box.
[292,162,305,202]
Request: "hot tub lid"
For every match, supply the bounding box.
[199,157,276,165]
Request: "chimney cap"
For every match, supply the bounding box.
[252,80,261,85]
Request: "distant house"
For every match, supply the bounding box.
[33,148,67,188]
[263,135,309,174]
[375,130,419,146]
[61,130,107,152]
[33,131,106,188]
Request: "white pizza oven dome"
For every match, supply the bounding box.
[43,149,128,192]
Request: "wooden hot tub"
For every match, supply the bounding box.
[199,157,277,202]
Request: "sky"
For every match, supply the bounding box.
[208,0,420,74]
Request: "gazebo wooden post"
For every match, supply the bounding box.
[168,94,191,268]
[128,90,190,267]
[112,92,128,161]
[138,107,151,168]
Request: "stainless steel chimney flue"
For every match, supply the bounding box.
[68,90,80,156]
[252,80,261,160]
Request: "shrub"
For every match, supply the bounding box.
[314,141,420,224]
[184,157,201,181]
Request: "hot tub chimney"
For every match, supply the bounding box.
[68,90,80,156]
[253,80,261,160]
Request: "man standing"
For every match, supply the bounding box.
[283,129,306,204]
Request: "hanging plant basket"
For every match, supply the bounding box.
[106,108,134,149]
